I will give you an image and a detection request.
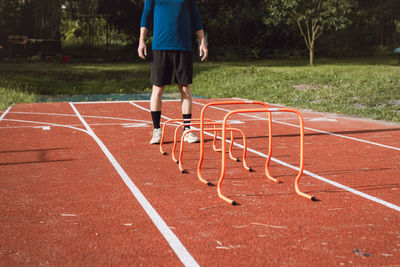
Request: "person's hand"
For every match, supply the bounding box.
[199,42,208,61]
[138,40,147,59]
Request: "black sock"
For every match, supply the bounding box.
[151,111,161,129]
[183,114,192,130]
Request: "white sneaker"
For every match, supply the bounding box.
[150,128,162,144]
[183,129,200,143]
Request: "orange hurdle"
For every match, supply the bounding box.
[161,118,249,175]
[197,100,273,186]
[160,118,215,155]
[178,127,251,175]
[217,108,315,205]
[171,122,240,165]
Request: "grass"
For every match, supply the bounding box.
[194,58,400,122]
[0,86,35,110]
[0,57,399,122]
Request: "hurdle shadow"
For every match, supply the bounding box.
[0,159,75,166]
[0,147,68,154]
[0,147,74,166]
[161,138,219,145]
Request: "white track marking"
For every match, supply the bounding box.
[72,99,180,105]
[69,103,199,267]
[10,111,150,123]
[122,123,150,128]
[0,122,152,130]
[130,101,400,213]
[8,111,258,125]
[0,107,12,121]
[192,100,400,151]
[4,119,90,134]
[309,117,337,122]
[129,101,176,121]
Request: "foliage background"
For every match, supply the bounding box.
[0,0,399,61]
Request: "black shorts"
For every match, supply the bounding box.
[151,50,193,86]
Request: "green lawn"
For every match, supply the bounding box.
[0,57,399,122]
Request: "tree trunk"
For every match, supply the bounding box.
[106,19,109,61]
[237,20,241,48]
[380,12,384,46]
[88,18,92,58]
[309,45,314,66]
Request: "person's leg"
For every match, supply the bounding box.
[173,51,198,143]
[178,84,192,130]
[178,84,199,143]
[149,85,164,144]
[150,85,164,129]
[149,50,172,144]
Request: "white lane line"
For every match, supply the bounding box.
[8,111,261,125]
[0,107,12,121]
[9,111,151,123]
[3,119,90,134]
[192,100,400,152]
[130,101,400,213]
[129,101,181,121]
[309,117,337,122]
[61,213,77,217]
[0,122,153,130]
[69,102,199,267]
[72,99,180,104]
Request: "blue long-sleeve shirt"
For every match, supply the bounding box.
[140,0,203,51]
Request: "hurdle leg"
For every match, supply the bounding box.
[212,124,221,152]
[234,128,252,172]
[264,112,279,183]
[162,118,214,156]
[213,124,240,163]
[177,122,227,174]
[227,123,241,162]
[293,111,315,201]
[217,126,238,205]
[160,122,167,155]
[226,128,251,172]
[160,119,183,155]
[178,130,191,173]
[178,128,217,174]
[171,125,182,163]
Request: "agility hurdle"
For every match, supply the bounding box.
[159,118,216,156]
[178,126,251,174]
[158,100,314,205]
[197,101,273,185]
[160,119,250,175]
[160,119,245,165]
[216,108,315,205]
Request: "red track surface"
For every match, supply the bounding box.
[1,98,400,266]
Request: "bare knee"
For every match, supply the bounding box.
[152,86,164,98]
[179,84,191,99]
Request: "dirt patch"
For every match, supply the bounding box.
[292,84,319,91]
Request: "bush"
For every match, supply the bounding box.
[372,45,393,56]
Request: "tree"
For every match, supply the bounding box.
[356,0,400,48]
[265,0,353,65]
[200,0,272,58]
[98,0,143,44]
[32,0,61,39]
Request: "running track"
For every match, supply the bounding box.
[1,98,399,266]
